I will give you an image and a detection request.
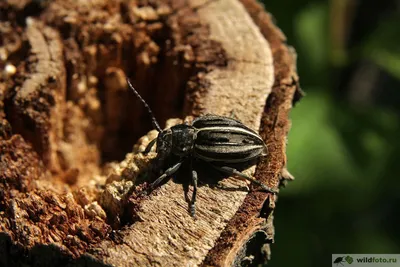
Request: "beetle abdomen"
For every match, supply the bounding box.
[193,115,266,163]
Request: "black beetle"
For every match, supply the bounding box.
[127,79,277,216]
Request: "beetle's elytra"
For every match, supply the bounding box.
[192,115,266,163]
[127,79,277,217]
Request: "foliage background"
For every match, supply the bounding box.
[262,0,400,266]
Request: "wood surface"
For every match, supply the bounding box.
[0,0,302,266]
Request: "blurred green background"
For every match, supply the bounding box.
[261,0,400,266]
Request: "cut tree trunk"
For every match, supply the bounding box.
[0,0,302,266]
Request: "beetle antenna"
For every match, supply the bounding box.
[127,78,162,132]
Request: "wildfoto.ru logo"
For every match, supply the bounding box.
[332,254,400,266]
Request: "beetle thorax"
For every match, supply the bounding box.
[169,124,197,157]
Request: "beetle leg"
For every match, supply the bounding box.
[190,170,198,217]
[143,138,157,154]
[212,165,278,194]
[149,162,182,190]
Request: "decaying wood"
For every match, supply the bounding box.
[0,0,302,266]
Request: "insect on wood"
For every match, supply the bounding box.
[127,79,277,217]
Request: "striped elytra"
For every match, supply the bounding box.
[192,114,266,163]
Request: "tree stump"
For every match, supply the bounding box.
[0,0,302,266]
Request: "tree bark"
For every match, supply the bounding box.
[0,0,302,266]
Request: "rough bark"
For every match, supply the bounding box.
[0,0,302,266]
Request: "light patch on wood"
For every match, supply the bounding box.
[193,0,274,129]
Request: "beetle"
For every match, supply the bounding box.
[127,79,277,217]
